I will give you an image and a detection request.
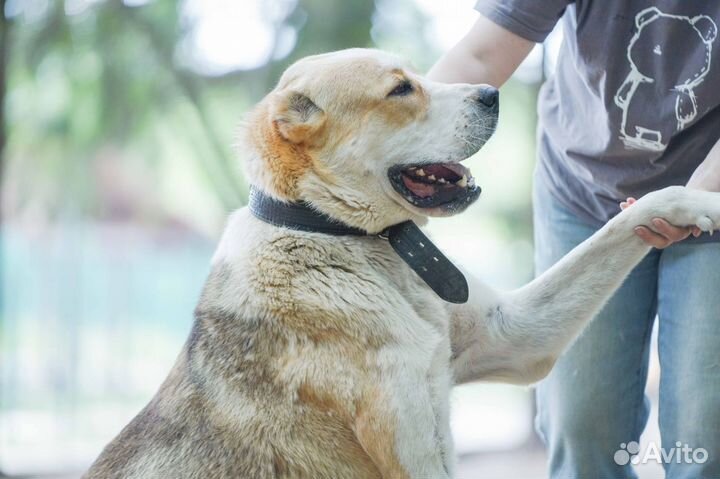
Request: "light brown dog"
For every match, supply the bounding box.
[84,49,720,479]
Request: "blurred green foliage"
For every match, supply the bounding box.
[8,0,241,216]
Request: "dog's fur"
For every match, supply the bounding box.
[85,49,720,479]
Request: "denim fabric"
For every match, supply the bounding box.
[533,178,720,479]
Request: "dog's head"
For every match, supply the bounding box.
[243,48,499,233]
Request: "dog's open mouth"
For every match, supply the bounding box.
[389,162,481,210]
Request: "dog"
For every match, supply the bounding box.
[84,48,720,478]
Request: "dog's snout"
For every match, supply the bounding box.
[475,86,499,109]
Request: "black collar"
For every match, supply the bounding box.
[248,186,469,304]
[248,187,368,236]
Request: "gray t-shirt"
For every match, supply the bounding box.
[476,0,720,242]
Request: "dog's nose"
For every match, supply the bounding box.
[476,86,499,109]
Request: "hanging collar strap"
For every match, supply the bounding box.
[382,221,469,304]
[248,186,469,304]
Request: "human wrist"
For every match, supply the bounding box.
[687,172,720,192]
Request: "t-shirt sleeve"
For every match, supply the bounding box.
[474,0,570,43]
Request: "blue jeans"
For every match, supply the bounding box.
[533,180,720,479]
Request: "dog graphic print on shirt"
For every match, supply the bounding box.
[614,7,717,152]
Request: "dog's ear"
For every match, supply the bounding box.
[272,90,326,144]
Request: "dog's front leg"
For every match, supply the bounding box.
[355,345,453,479]
[450,186,720,385]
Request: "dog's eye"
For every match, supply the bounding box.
[388,81,414,97]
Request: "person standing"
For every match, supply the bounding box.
[429,2,720,478]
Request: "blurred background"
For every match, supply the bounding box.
[0,1,666,478]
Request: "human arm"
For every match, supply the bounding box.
[688,137,720,192]
[427,15,534,86]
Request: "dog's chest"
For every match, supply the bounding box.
[361,239,454,402]
[361,238,451,335]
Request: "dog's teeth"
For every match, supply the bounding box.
[408,167,416,171]
[428,175,436,181]
[468,177,475,187]
[457,175,468,188]
[416,169,425,177]
[438,178,447,184]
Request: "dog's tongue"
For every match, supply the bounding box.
[402,176,437,198]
